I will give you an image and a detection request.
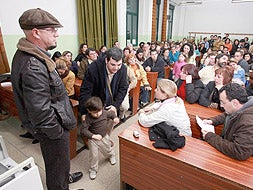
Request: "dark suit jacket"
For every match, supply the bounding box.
[79,57,128,115]
[143,56,165,78]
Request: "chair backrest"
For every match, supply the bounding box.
[0,27,10,74]
[147,72,158,102]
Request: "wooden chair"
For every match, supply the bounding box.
[164,65,170,79]
[74,78,82,100]
[129,79,141,115]
[146,72,158,102]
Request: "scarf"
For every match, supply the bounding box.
[17,37,56,72]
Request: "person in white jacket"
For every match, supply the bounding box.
[138,79,192,136]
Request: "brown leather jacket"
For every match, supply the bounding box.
[205,97,253,160]
[11,38,76,139]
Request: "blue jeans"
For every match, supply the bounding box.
[140,86,149,103]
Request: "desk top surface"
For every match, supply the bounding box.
[119,123,253,189]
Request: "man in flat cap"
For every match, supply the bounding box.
[11,8,83,190]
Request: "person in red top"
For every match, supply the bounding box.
[224,38,232,52]
[176,64,204,103]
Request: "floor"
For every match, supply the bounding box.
[0,113,138,190]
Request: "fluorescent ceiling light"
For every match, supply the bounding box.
[178,1,203,6]
[232,0,253,3]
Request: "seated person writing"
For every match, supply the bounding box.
[199,66,234,109]
[80,97,119,180]
[138,79,192,136]
[201,83,253,160]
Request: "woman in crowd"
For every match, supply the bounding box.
[229,57,246,84]
[74,43,88,63]
[173,53,187,82]
[230,39,239,56]
[126,53,151,107]
[52,51,61,62]
[180,43,196,65]
[55,57,75,99]
[243,52,253,70]
[176,64,204,103]
[62,50,79,77]
[135,48,145,65]
[199,66,234,109]
[161,48,170,65]
[138,79,192,136]
[246,71,253,96]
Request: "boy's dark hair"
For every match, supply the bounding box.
[219,83,248,104]
[85,97,103,111]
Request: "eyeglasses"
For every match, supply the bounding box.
[40,28,58,34]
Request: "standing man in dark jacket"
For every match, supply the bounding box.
[79,47,128,121]
[11,8,82,190]
[143,49,165,79]
[201,83,253,161]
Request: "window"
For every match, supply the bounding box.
[167,4,175,40]
[126,0,139,46]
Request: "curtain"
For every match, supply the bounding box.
[105,0,118,48]
[76,0,118,50]
[0,27,10,74]
[77,0,104,50]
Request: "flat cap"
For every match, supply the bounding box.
[19,8,63,30]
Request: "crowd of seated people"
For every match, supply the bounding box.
[50,34,253,123]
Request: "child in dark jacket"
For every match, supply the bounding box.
[81,96,119,180]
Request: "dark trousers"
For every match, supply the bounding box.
[34,129,70,190]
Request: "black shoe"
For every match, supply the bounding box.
[32,139,39,144]
[20,132,34,139]
[68,172,83,184]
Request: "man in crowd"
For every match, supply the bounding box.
[201,83,253,160]
[11,8,83,190]
[79,47,128,120]
[143,49,165,79]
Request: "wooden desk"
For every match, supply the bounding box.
[129,79,141,115]
[184,102,223,139]
[0,82,79,159]
[119,124,253,190]
[146,72,158,102]
[74,78,82,100]
[0,83,18,116]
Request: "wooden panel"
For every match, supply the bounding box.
[184,102,223,139]
[0,27,10,74]
[129,79,141,115]
[151,0,157,42]
[74,78,82,100]
[0,84,18,116]
[119,124,253,190]
[164,65,170,79]
[161,0,167,42]
[146,72,158,102]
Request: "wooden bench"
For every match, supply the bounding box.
[129,79,141,115]
[0,82,79,159]
[119,124,253,190]
[146,72,158,102]
[184,102,223,139]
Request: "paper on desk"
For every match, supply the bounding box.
[196,115,215,133]
[0,82,11,87]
